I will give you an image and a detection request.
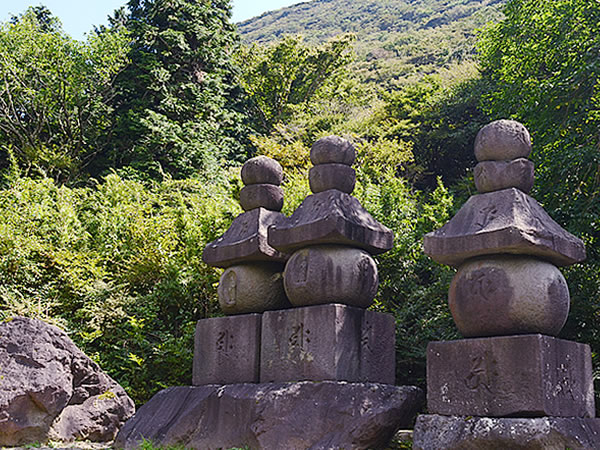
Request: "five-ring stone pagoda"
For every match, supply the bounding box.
[413,120,600,449]
[116,140,423,449]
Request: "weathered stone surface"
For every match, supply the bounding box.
[310,135,356,166]
[260,304,395,384]
[427,335,595,418]
[423,188,586,267]
[193,315,261,385]
[203,208,288,268]
[474,119,532,162]
[283,245,378,308]
[240,184,284,212]
[413,415,600,450]
[241,156,283,186]
[309,163,356,194]
[268,190,394,254]
[449,256,570,337]
[217,263,290,315]
[115,382,422,450]
[0,317,134,446]
[474,158,534,193]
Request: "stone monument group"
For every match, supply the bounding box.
[113,121,600,448]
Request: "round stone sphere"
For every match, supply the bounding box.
[474,158,534,194]
[309,163,356,194]
[310,136,356,166]
[241,156,283,186]
[474,120,532,162]
[449,256,570,337]
[283,245,378,308]
[218,263,290,315]
[239,184,284,212]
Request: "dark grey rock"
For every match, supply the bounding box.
[283,245,378,308]
[413,414,600,450]
[217,263,290,315]
[423,188,586,267]
[427,335,595,418]
[0,317,134,446]
[474,119,532,162]
[310,135,356,166]
[240,184,284,212]
[203,208,289,268]
[449,256,570,337]
[474,158,534,193]
[309,163,356,194]
[260,304,395,384]
[268,190,393,255]
[193,315,261,385]
[241,156,283,186]
[115,382,422,450]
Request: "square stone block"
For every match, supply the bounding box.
[260,304,395,384]
[193,314,261,385]
[427,335,595,418]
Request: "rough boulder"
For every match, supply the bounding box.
[0,316,135,446]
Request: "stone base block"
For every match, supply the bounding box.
[413,414,600,450]
[193,314,261,385]
[427,335,594,417]
[115,382,423,450]
[260,304,395,384]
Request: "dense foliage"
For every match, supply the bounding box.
[0,8,128,182]
[108,0,250,179]
[0,0,598,410]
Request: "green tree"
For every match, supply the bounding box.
[0,8,129,182]
[238,34,355,133]
[110,0,250,179]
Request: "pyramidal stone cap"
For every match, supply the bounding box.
[268,190,393,255]
[474,119,532,162]
[310,135,356,166]
[203,208,289,268]
[423,188,586,267]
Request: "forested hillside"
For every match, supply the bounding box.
[238,0,505,85]
[0,0,598,412]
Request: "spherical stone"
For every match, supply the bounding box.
[283,245,378,308]
[474,158,535,194]
[239,184,284,212]
[310,136,356,166]
[309,164,356,194]
[448,256,570,337]
[474,120,532,162]
[241,156,283,186]
[218,263,290,315]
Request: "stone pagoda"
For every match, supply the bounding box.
[116,143,423,449]
[413,120,600,449]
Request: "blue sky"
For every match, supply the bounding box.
[0,1,304,40]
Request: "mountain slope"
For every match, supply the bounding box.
[237,0,505,86]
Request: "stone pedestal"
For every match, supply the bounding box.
[193,315,261,385]
[260,304,395,384]
[427,335,595,418]
[413,415,600,450]
[115,382,423,450]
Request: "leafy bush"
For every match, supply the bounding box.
[0,171,240,404]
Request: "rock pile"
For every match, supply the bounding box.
[414,120,599,449]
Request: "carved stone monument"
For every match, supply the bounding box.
[413,119,600,449]
[116,143,423,449]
